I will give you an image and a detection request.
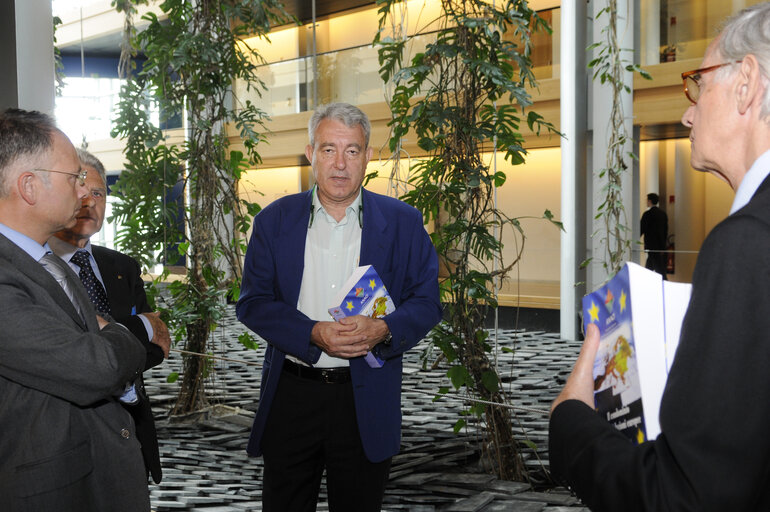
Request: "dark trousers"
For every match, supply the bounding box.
[261,369,391,512]
[645,250,668,280]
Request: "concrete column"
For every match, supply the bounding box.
[673,139,702,281]
[641,0,661,65]
[559,0,588,341]
[0,0,55,114]
[587,0,635,292]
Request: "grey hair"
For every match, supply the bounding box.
[0,108,57,198]
[715,2,770,120]
[76,148,107,186]
[307,103,371,148]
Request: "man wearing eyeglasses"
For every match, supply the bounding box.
[0,109,150,511]
[549,4,770,511]
[49,148,170,486]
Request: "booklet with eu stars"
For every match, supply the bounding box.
[582,262,692,443]
[328,265,396,368]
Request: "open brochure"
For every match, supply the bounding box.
[328,265,395,368]
[582,262,691,443]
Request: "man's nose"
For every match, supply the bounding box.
[77,182,90,200]
[80,189,95,204]
[681,105,695,128]
[334,152,346,169]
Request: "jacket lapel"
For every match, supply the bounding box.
[359,188,389,269]
[92,248,121,300]
[276,191,313,306]
[0,234,89,330]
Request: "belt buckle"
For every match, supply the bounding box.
[320,369,336,384]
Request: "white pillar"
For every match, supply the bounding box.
[641,0,661,66]
[559,0,588,341]
[673,139,702,281]
[0,0,55,114]
[587,0,635,291]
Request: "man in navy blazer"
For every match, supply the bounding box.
[549,4,770,511]
[237,103,441,511]
[50,149,170,484]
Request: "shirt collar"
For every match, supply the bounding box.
[311,187,362,226]
[48,235,92,262]
[730,149,770,214]
[0,222,50,262]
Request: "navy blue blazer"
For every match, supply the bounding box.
[236,188,442,463]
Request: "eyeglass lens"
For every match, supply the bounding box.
[685,75,700,103]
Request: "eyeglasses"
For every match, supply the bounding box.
[681,61,741,104]
[29,167,88,187]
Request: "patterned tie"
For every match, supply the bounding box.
[39,252,88,322]
[70,250,112,316]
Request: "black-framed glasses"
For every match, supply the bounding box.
[681,61,741,104]
[29,167,88,187]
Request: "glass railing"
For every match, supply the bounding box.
[233,12,562,118]
[233,33,437,117]
[640,0,766,65]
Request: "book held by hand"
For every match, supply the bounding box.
[583,262,691,443]
[328,265,395,368]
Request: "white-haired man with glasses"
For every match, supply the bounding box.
[0,108,150,511]
[549,4,770,511]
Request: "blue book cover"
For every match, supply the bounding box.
[328,265,395,368]
[583,263,656,444]
[582,262,691,444]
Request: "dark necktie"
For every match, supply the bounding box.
[39,252,88,322]
[70,250,112,316]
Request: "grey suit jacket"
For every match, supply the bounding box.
[0,234,150,511]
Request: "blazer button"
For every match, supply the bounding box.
[121,428,131,439]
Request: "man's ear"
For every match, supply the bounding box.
[736,55,763,116]
[305,144,314,163]
[17,172,38,205]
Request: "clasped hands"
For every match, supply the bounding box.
[311,316,390,359]
[95,311,171,359]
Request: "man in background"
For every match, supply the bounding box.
[640,192,668,278]
[550,4,770,510]
[50,148,170,484]
[0,108,150,510]
[237,102,442,511]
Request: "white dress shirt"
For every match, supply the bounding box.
[295,188,362,368]
[730,149,770,214]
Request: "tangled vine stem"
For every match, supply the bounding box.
[588,0,652,276]
[375,0,561,482]
[111,0,291,414]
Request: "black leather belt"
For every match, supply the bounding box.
[282,358,351,384]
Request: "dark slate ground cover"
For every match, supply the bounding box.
[143,307,588,511]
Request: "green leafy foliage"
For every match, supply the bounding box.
[238,332,259,351]
[53,16,65,96]
[375,0,559,481]
[111,0,291,414]
[587,0,652,275]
